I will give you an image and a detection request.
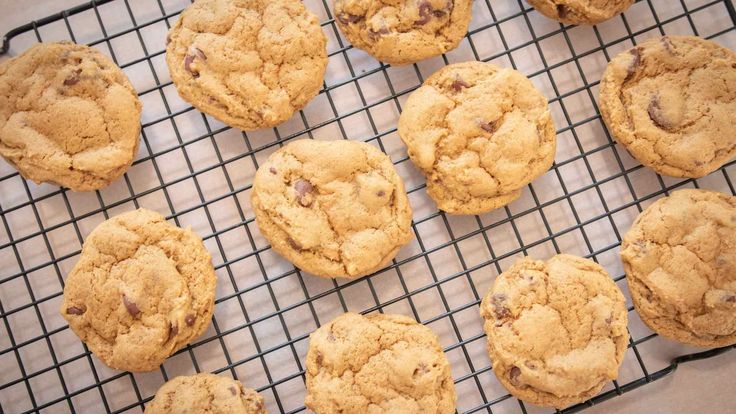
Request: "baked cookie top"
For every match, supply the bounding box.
[621,189,736,347]
[599,35,736,178]
[251,139,413,279]
[305,312,456,414]
[398,61,556,215]
[480,255,629,408]
[146,373,266,414]
[334,0,473,65]
[166,0,327,131]
[60,209,217,372]
[527,0,634,25]
[0,42,141,191]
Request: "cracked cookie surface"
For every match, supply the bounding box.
[146,373,267,413]
[599,36,736,178]
[333,0,473,65]
[60,209,217,372]
[0,42,141,191]
[480,254,629,408]
[621,189,736,347]
[251,139,413,279]
[398,61,556,215]
[166,0,327,131]
[305,312,456,414]
[527,0,633,25]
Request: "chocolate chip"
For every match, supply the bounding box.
[626,48,641,81]
[452,74,470,92]
[337,12,363,24]
[556,4,568,19]
[368,26,390,40]
[509,366,521,385]
[725,295,736,303]
[123,295,140,317]
[229,385,238,396]
[491,293,511,319]
[661,36,675,54]
[479,120,499,134]
[63,69,82,86]
[416,1,433,25]
[184,46,207,78]
[167,323,179,342]
[294,179,314,207]
[647,94,675,131]
[605,316,613,325]
[185,314,196,326]
[66,306,86,315]
[287,237,303,251]
[269,167,277,175]
[413,362,429,378]
[377,190,386,197]
[166,32,172,45]
[315,351,323,366]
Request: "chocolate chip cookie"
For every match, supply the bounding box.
[621,189,736,348]
[480,254,629,408]
[398,61,556,215]
[166,0,328,131]
[305,312,456,413]
[0,42,141,191]
[527,0,634,25]
[599,36,736,178]
[60,209,217,372]
[333,0,473,65]
[252,139,413,279]
[147,373,266,413]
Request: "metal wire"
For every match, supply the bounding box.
[1,0,735,413]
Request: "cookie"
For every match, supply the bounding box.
[333,0,473,65]
[60,209,217,372]
[398,61,556,215]
[251,139,413,279]
[305,312,456,414]
[527,0,634,25]
[480,254,629,408]
[621,189,736,348]
[599,36,736,178]
[0,42,141,191]
[146,373,266,413]
[166,0,327,131]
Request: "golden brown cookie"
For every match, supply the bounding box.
[480,255,629,408]
[0,42,141,191]
[251,139,413,279]
[60,209,217,372]
[621,189,736,348]
[333,0,473,65]
[599,36,736,178]
[398,61,556,215]
[527,0,634,25]
[166,0,327,131]
[305,312,456,414]
[146,373,267,414]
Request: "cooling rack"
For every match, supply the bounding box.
[1,0,736,413]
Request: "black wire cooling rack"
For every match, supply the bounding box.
[1,0,736,413]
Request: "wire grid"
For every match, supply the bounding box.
[1,0,736,413]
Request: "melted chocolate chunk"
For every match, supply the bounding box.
[509,365,521,385]
[337,12,363,25]
[123,295,140,317]
[185,314,196,326]
[452,74,471,92]
[63,68,82,86]
[66,306,86,315]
